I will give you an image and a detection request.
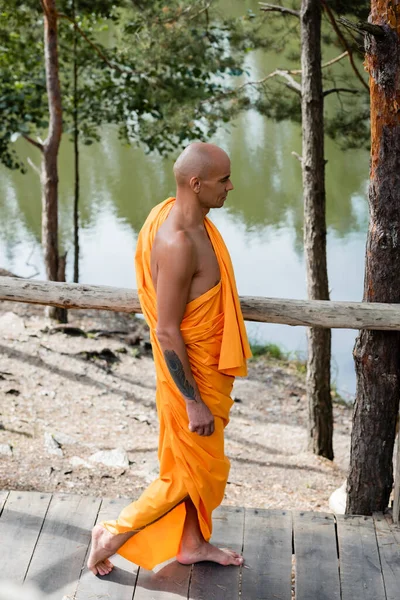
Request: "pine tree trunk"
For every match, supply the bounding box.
[42,0,65,321]
[73,0,80,284]
[300,0,333,459]
[347,1,400,515]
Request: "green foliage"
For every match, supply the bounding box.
[0,0,268,170]
[248,0,371,151]
[250,341,287,360]
[0,0,373,172]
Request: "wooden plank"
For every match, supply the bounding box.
[393,429,400,524]
[188,505,244,600]
[241,508,292,600]
[25,493,101,599]
[0,489,9,515]
[336,514,386,600]
[76,497,139,600]
[134,560,191,600]
[0,491,51,583]
[293,511,340,600]
[385,514,400,544]
[373,512,400,600]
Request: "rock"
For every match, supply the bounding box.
[89,448,129,468]
[136,457,159,484]
[49,325,87,337]
[0,312,25,339]
[5,389,20,396]
[329,480,347,514]
[125,333,142,346]
[52,431,76,445]
[0,444,13,457]
[44,432,63,457]
[133,413,151,425]
[70,456,93,469]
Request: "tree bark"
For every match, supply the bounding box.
[42,0,65,321]
[73,0,80,284]
[347,1,400,515]
[300,0,333,459]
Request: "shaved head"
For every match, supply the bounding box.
[173,142,230,186]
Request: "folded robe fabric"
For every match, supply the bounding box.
[102,197,251,569]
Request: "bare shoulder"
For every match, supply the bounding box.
[154,225,195,260]
[151,224,197,285]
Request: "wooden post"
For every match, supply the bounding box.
[394,416,400,523]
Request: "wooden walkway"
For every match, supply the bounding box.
[1,491,400,599]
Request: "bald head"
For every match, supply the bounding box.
[173,142,230,186]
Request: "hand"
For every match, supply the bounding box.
[186,399,215,436]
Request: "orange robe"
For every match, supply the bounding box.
[102,197,251,569]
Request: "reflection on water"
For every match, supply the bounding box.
[0,3,370,398]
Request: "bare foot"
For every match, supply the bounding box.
[177,541,243,566]
[87,524,134,576]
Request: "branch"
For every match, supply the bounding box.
[259,3,300,18]
[320,0,369,92]
[338,17,385,38]
[203,52,349,106]
[27,157,41,176]
[323,87,360,97]
[22,134,44,152]
[276,70,302,94]
[57,13,136,76]
[292,151,303,163]
[188,2,212,21]
[289,50,348,75]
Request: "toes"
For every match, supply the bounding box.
[222,548,241,558]
[96,561,111,576]
[104,558,114,569]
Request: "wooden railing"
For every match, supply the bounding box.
[3,276,400,330]
[0,275,399,522]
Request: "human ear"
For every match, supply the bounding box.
[189,176,201,194]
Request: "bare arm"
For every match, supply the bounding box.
[154,232,214,437]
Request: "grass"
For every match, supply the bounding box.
[250,342,288,360]
[248,338,352,406]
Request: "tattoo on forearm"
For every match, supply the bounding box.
[164,350,197,401]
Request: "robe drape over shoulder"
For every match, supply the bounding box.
[102,197,251,570]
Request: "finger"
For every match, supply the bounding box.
[197,427,205,436]
[210,421,215,435]
[188,422,195,432]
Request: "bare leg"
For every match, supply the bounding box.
[87,525,136,576]
[176,498,243,566]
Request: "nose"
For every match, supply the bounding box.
[226,179,234,192]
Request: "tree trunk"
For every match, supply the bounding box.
[347,1,400,515]
[42,0,65,321]
[73,0,80,284]
[300,0,333,459]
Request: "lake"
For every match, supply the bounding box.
[0,1,370,400]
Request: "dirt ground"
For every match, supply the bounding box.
[0,300,353,513]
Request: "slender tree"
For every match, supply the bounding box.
[300,0,332,459]
[41,0,66,321]
[257,1,368,459]
[347,0,400,514]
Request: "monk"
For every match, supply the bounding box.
[87,142,251,576]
